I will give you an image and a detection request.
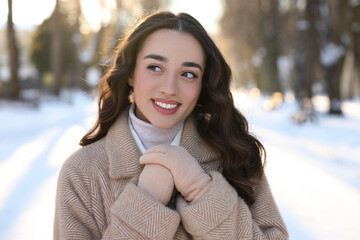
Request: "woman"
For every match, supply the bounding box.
[54,11,288,239]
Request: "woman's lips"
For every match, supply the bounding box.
[152,98,181,115]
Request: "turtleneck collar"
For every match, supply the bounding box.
[128,104,184,152]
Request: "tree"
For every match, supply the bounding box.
[294,0,321,102]
[351,0,360,98]
[319,0,348,115]
[221,0,262,87]
[220,0,359,119]
[29,8,77,90]
[220,0,284,93]
[51,0,63,96]
[66,0,88,89]
[6,0,20,99]
[257,0,281,93]
[321,0,343,114]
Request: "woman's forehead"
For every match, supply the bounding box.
[138,29,205,67]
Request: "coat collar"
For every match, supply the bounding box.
[106,108,220,179]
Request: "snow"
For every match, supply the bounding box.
[251,48,266,68]
[1,89,360,239]
[320,43,345,67]
[297,19,309,31]
[86,67,101,87]
[233,89,360,240]
[0,90,96,239]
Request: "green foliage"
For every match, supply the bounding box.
[29,10,77,76]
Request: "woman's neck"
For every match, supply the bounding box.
[129,104,183,149]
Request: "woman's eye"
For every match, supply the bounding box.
[182,72,197,79]
[147,65,162,72]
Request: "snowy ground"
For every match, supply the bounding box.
[233,90,360,240]
[0,89,359,239]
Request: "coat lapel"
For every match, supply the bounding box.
[180,115,221,172]
[180,115,220,162]
[106,109,221,179]
[106,108,143,179]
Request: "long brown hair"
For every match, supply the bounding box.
[80,11,265,205]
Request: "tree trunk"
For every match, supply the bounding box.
[352,2,360,98]
[304,0,321,100]
[51,1,62,96]
[323,0,347,115]
[258,0,281,93]
[7,0,20,99]
[326,54,345,114]
[293,8,306,99]
[72,0,87,90]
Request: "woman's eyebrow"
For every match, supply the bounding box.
[143,54,203,71]
[143,54,168,62]
[182,62,203,71]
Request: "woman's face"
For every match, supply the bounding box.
[129,29,205,129]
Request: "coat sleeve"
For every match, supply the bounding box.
[176,171,289,240]
[54,156,180,240]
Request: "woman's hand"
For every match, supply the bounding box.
[138,164,175,205]
[140,145,211,203]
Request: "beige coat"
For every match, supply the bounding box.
[54,109,289,239]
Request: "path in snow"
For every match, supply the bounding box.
[261,128,360,240]
[0,91,96,239]
[4,126,87,239]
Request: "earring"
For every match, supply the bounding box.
[129,90,135,103]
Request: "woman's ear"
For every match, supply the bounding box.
[128,75,134,87]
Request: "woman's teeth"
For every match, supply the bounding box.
[154,101,178,109]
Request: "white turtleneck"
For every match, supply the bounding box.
[128,104,183,154]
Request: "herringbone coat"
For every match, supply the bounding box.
[54,109,289,239]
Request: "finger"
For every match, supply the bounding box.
[143,149,165,155]
[141,164,173,179]
[140,152,165,164]
[139,153,170,170]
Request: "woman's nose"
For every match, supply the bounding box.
[160,73,178,96]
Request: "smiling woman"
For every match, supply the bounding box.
[53,10,288,239]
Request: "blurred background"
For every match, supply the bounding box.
[0,0,359,239]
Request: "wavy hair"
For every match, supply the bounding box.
[80,11,265,205]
